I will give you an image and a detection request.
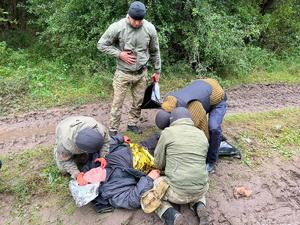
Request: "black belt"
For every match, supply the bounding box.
[122,66,147,75]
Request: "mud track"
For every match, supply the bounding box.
[1,83,299,155]
[1,83,300,225]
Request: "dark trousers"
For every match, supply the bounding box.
[207,98,227,163]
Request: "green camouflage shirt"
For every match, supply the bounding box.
[97,16,161,73]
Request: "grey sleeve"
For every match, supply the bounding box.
[154,131,168,170]
[97,23,121,58]
[109,176,154,209]
[149,27,161,73]
[100,126,111,158]
[54,145,80,179]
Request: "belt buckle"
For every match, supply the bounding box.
[137,66,146,74]
[134,70,141,75]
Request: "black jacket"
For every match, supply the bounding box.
[82,134,154,210]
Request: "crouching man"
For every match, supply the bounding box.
[54,116,110,184]
[153,107,209,225]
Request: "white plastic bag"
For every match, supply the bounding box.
[69,180,100,207]
[151,82,161,102]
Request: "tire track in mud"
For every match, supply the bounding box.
[0,83,300,155]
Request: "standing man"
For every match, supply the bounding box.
[97,1,161,135]
[155,78,227,173]
[153,107,209,225]
[54,116,110,185]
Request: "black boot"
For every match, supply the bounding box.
[206,162,215,174]
[127,125,143,134]
[162,207,185,225]
[193,202,209,225]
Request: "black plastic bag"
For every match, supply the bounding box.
[141,82,161,109]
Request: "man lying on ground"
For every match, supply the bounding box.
[82,134,160,212]
[79,133,160,212]
[54,115,161,212]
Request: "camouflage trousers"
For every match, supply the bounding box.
[110,69,147,131]
[155,177,207,218]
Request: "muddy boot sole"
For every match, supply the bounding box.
[197,206,209,225]
[174,213,187,225]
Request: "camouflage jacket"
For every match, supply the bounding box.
[54,116,110,178]
[97,16,161,73]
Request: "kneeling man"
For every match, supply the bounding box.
[154,107,209,225]
[54,116,110,184]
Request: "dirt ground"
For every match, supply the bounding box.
[1,83,300,225]
[1,83,300,155]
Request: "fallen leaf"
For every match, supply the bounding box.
[233,186,252,199]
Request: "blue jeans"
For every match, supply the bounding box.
[207,97,227,163]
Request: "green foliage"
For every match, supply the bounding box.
[0,41,113,115]
[42,165,69,192]
[24,0,300,76]
[0,30,35,48]
[27,0,126,73]
[260,0,300,53]
[1,1,300,113]
[0,42,30,114]
[177,1,264,75]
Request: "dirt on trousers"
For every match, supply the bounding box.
[1,83,300,225]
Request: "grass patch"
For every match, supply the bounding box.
[0,41,113,115]
[220,57,300,88]
[223,108,300,166]
[0,147,70,204]
[124,126,160,143]
[0,146,72,223]
[1,41,300,116]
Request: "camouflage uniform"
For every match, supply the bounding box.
[155,178,207,218]
[110,69,147,129]
[97,16,161,132]
[53,116,110,178]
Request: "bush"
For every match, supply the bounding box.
[0,75,29,99]
[260,0,300,54]
[25,0,299,77]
